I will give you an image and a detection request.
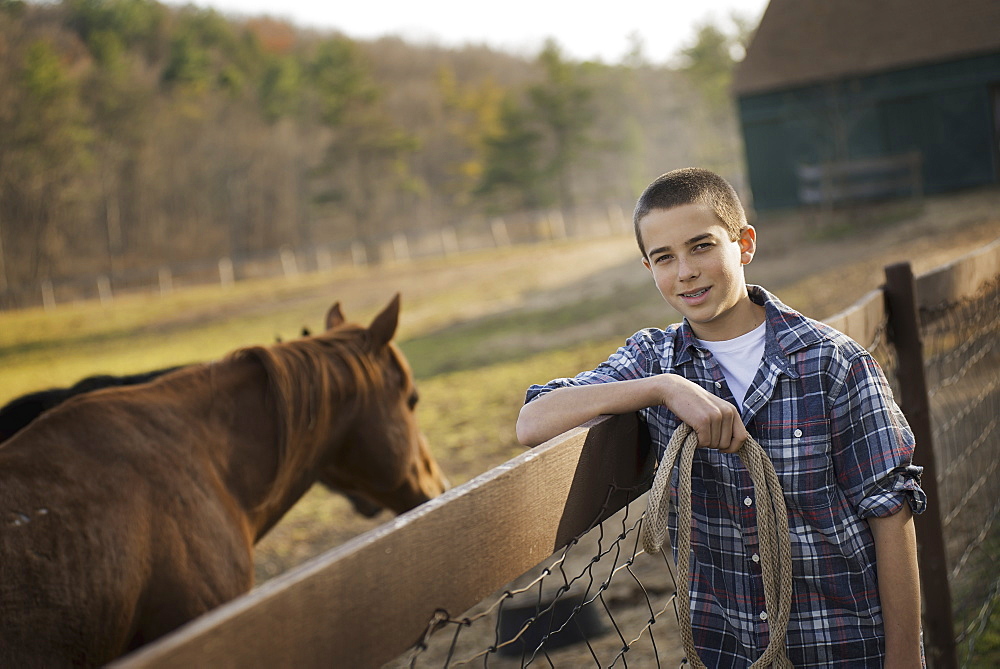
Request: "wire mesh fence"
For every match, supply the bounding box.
[387,480,688,668]
[920,277,1000,666]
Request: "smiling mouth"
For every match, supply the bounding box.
[680,288,709,298]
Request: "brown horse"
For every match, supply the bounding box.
[0,349,387,519]
[0,295,447,668]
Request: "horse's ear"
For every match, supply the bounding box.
[325,303,346,330]
[368,294,401,348]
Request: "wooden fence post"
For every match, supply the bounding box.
[490,218,510,247]
[884,261,957,669]
[158,267,173,296]
[41,279,55,311]
[279,247,299,278]
[97,275,113,306]
[440,227,459,256]
[218,258,235,288]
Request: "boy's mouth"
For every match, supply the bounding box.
[680,287,710,299]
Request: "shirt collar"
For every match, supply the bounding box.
[673,285,824,372]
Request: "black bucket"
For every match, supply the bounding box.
[497,595,607,657]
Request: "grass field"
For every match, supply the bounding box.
[1,188,998,663]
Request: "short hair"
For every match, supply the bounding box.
[632,167,747,257]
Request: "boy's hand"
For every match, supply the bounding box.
[660,375,747,453]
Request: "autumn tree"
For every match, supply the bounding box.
[675,14,754,176]
[474,96,548,212]
[307,36,419,263]
[435,66,506,212]
[528,41,596,215]
[0,37,93,286]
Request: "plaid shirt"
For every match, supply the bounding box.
[525,286,926,667]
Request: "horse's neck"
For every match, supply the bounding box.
[191,357,352,543]
[179,360,288,537]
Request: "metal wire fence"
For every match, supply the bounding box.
[387,479,686,668]
[921,278,1000,666]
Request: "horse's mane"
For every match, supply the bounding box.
[228,326,393,512]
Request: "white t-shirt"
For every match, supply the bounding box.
[697,321,767,412]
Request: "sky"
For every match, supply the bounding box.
[160,0,772,65]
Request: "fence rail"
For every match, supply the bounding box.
[113,239,999,668]
[796,151,923,207]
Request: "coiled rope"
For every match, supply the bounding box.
[642,423,795,668]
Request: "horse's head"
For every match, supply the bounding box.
[316,295,448,516]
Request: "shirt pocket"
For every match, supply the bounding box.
[763,421,835,511]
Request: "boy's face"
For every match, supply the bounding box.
[639,203,759,341]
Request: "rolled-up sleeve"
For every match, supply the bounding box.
[829,350,927,518]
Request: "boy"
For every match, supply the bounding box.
[516,168,925,667]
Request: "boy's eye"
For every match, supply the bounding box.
[654,254,672,264]
[694,242,713,251]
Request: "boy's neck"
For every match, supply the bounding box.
[689,296,766,342]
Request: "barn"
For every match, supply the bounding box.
[733,0,1000,211]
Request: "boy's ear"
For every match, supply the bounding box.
[739,226,757,265]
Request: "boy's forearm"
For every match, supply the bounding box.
[516,377,669,447]
[517,374,748,452]
[867,506,922,668]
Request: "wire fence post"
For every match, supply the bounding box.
[884,261,958,669]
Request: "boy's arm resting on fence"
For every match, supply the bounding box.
[867,506,923,669]
[516,374,747,452]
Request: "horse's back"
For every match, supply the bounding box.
[0,386,254,666]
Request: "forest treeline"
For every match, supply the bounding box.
[0,0,750,305]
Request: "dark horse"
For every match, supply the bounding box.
[0,367,184,443]
[0,295,447,668]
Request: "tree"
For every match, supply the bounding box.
[674,14,753,178]
[436,65,507,209]
[475,42,597,215]
[527,41,596,213]
[307,36,418,262]
[0,39,93,283]
[474,95,548,212]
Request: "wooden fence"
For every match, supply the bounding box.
[112,240,999,668]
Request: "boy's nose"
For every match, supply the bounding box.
[677,257,698,280]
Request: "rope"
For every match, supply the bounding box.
[642,423,795,668]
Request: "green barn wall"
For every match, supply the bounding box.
[737,53,1000,211]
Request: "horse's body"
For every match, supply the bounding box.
[0,296,446,668]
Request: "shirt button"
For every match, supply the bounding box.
[744,497,753,507]
[714,381,722,389]
[793,428,803,438]
[760,611,768,621]
[751,553,760,563]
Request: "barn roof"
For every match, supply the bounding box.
[733,0,1000,95]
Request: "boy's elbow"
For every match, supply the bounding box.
[515,418,537,448]
[515,405,544,448]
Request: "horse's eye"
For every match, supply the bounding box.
[407,390,419,410]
